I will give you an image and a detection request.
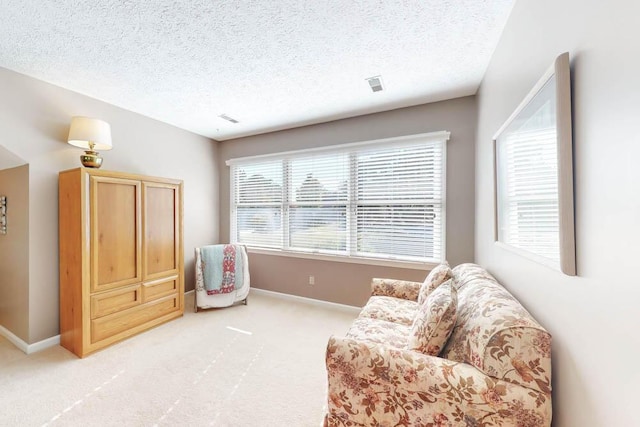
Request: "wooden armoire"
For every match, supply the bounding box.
[59,168,184,357]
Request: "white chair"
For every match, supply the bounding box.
[194,245,250,311]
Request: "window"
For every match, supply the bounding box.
[494,53,575,275]
[228,131,449,264]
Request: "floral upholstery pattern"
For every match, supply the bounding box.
[358,296,418,326]
[442,264,552,396]
[371,278,422,301]
[324,263,552,426]
[418,262,453,305]
[451,262,497,291]
[345,317,410,349]
[408,280,457,356]
[325,337,551,427]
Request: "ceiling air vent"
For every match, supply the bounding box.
[366,76,384,92]
[218,114,239,124]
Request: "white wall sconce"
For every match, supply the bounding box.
[67,116,113,168]
[0,196,7,235]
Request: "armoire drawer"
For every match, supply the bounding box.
[91,295,178,343]
[142,277,178,302]
[90,284,142,319]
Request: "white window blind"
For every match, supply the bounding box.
[229,132,449,263]
[496,76,560,263]
[288,153,350,253]
[355,144,444,261]
[233,159,283,248]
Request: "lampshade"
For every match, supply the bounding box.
[67,116,113,150]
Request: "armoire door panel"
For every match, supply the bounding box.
[90,176,142,292]
[143,183,179,280]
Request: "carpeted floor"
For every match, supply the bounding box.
[0,291,358,427]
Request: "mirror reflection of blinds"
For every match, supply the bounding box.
[500,127,559,262]
[230,134,447,263]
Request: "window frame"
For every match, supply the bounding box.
[227,131,450,268]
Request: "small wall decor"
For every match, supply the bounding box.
[0,196,7,234]
[493,52,576,276]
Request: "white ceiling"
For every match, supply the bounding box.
[0,1,514,141]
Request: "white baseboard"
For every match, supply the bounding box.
[0,325,60,354]
[250,288,361,314]
[27,335,60,354]
[0,325,28,353]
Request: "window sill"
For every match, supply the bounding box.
[245,247,436,271]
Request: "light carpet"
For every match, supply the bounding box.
[0,291,358,427]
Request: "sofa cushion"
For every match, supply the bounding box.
[408,280,457,356]
[418,262,453,305]
[442,263,552,395]
[358,296,418,326]
[370,278,421,301]
[345,317,410,349]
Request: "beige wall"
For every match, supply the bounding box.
[0,164,29,341]
[0,66,219,343]
[475,0,640,425]
[219,97,476,306]
[0,145,26,170]
[249,254,427,307]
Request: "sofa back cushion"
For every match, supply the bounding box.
[418,262,452,305]
[441,264,552,395]
[408,280,457,356]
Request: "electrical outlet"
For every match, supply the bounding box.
[308,275,315,285]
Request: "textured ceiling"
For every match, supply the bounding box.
[0,1,514,141]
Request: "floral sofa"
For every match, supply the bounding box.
[324,263,552,426]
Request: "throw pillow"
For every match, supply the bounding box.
[418,262,453,305]
[408,279,457,356]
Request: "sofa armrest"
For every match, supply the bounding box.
[370,278,421,301]
[325,336,551,426]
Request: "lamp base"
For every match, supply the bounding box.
[80,150,103,168]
